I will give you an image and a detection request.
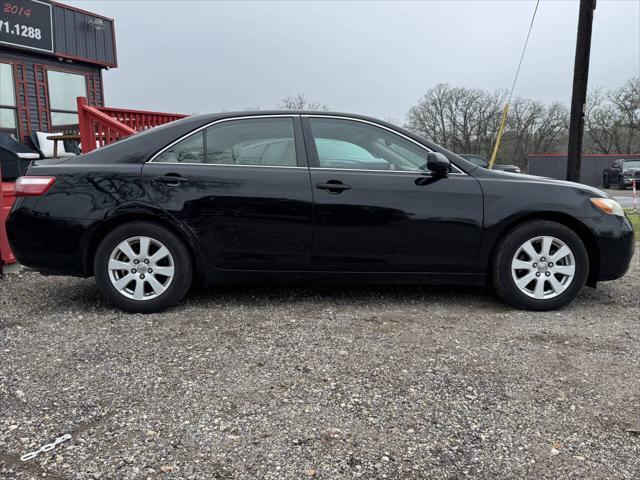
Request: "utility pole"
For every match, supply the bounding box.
[567,0,596,183]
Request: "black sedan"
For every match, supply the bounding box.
[7,112,635,313]
[602,159,640,190]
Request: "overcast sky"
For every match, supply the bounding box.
[68,0,640,121]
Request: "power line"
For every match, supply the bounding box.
[489,0,541,168]
[508,0,541,103]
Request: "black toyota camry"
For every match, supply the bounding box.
[6,112,635,313]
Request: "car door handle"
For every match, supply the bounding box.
[153,175,190,186]
[316,181,351,193]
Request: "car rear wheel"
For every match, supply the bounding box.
[602,175,609,189]
[492,221,589,311]
[94,222,192,313]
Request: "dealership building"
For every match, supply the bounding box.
[1,0,117,269]
[1,1,184,269]
[0,0,116,142]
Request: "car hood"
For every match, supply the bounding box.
[475,169,610,198]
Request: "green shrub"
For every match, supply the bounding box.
[625,210,640,235]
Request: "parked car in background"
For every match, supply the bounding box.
[7,112,634,313]
[0,133,40,181]
[457,154,521,173]
[602,159,640,189]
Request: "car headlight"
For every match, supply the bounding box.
[623,169,633,176]
[590,198,625,217]
[514,167,521,173]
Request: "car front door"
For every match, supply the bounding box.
[141,115,314,271]
[303,116,483,273]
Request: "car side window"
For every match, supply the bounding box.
[154,131,205,164]
[308,118,432,172]
[154,118,297,166]
[206,118,296,166]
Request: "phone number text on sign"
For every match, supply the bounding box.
[0,0,52,52]
[0,20,42,39]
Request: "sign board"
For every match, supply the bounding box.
[0,0,53,53]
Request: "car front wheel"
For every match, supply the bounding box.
[492,221,589,311]
[94,222,192,313]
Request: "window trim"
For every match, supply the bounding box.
[148,114,307,168]
[45,67,90,129]
[302,114,465,175]
[0,62,18,138]
[148,113,466,175]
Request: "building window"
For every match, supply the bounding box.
[0,63,18,138]
[47,70,88,131]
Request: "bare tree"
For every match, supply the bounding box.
[609,77,640,153]
[405,84,574,168]
[585,88,620,153]
[279,94,329,111]
[585,78,640,154]
[405,84,507,157]
[272,79,638,169]
[501,98,568,164]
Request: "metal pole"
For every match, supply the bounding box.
[489,102,510,169]
[567,0,596,183]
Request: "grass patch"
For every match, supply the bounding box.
[625,209,640,234]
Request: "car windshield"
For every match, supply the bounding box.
[463,155,488,167]
[623,161,640,168]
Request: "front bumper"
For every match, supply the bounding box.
[583,214,635,282]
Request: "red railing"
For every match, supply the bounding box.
[0,99,187,267]
[0,179,16,267]
[98,106,187,132]
[77,97,187,153]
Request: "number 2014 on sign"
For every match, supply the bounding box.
[3,3,31,17]
[0,20,42,39]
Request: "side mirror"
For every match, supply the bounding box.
[426,152,451,176]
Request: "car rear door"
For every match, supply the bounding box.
[303,116,483,273]
[141,115,314,271]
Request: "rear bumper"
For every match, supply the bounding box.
[6,203,91,276]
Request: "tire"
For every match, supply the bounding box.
[618,177,626,190]
[602,175,609,189]
[94,222,192,313]
[491,220,589,311]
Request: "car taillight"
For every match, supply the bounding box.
[15,176,56,197]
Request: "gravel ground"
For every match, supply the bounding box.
[1,250,639,480]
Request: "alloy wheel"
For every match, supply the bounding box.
[510,236,576,300]
[108,236,175,301]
